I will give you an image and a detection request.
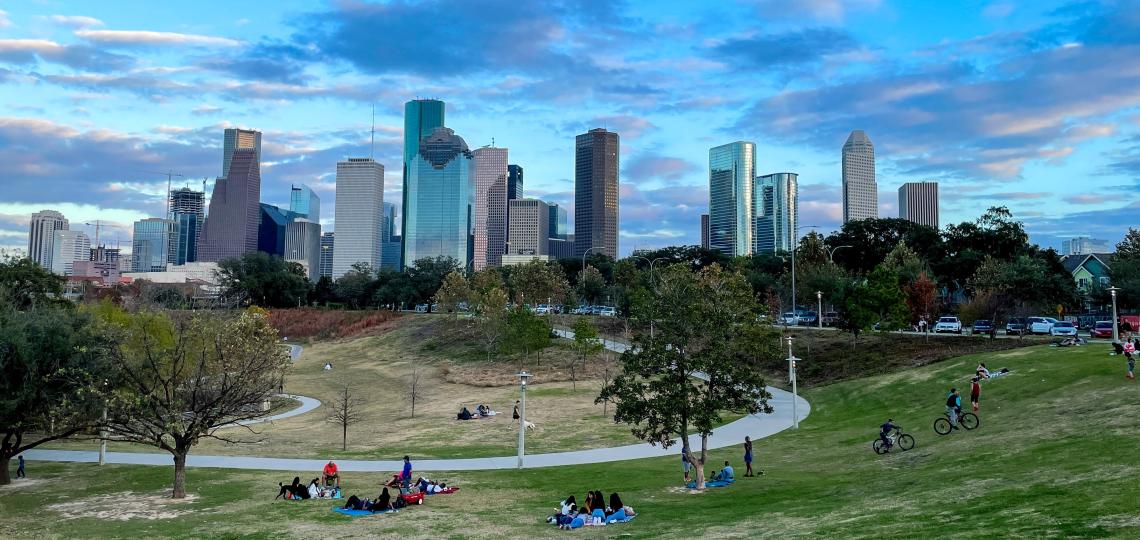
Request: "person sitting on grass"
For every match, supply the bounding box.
[277,476,309,500]
[322,460,340,488]
[307,478,323,499]
[606,492,633,521]
[976,363,990,379]
[457,406,473,420]
[588,491,607,524]
[713,461,735,482]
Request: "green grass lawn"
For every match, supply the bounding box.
[4,343,1139,539]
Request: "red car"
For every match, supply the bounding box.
[1091,321,1114,339]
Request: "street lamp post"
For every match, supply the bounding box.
[516,371,531,468]
[1108,287,1121,342]
[790,225,820,324]
[816,291,823,329]
[631,255,668,338]
[785,336,800,428]
[827,245,852,262]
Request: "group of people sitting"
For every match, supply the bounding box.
[415,476,452,494]
[343,487,406,513]
[457,404,496,420]
[708,460,735,483]
[276,476,341,500]
[548,491,635,529]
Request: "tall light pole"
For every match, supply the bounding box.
[785,336,800,428]
[1109,287,1121,342]
[816,291,823,329]
[791,225,820,324]
[631,255,667,338]
[516,371,531,468]
[828,245,852,262]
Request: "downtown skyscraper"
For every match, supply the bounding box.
[708,141,756,257]
[402,99,446,263]
[898,181,939,229]
[27,209,68,270]
[574,128,619,258]
[472,146,508,270]
[332,158,384,278]
[403,127,475,269]
[754,172,798,253]
[170,187,204,265]
[200,148,261,262]
[222,128,262,179]
[290,184,321,223]
[842,130,877,223]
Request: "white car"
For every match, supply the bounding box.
[780,312,802,325]
[598,306,617,317]
[1028,317,1056,334]
[934,316,963,334]
[1050,321,1078,336]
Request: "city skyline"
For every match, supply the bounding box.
[1,1,1138,257]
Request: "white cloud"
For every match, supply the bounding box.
[0,10,11,29]
[45,15,105,28]
[75,29,241,47]
[0,39,64,55]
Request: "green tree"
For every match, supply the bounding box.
[312,275,338,306]
[334,262,375,308]
[570,318,603,390]
[599,264,773,489]
[217,251,310,308]
[474,287,509,361]
[577,265,606,305]
[1116,228,1140,259]
[508,260,569,306]
[504,306,550,367]
[0,258,64,310]
[101,308,290,498]
[434,270,470,321]
[826,218,943,275]
[406,256,461,311]
[844,265,909,335]
[0,307,113,485]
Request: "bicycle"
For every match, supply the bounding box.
[873,427,915,454]
[933,409,979,435]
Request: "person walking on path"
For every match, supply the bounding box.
[970,377,982,412]
[743,437,755,477]
[1124,342,1135,380]
[511,400,521,430]
[16,455,25,478]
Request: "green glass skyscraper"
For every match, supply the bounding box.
[403,127,474,270]
[402,99,446,265]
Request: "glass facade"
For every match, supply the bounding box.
[172,212,200,264]
[708,142,756,257]
[548,203,567,240]
[380,202,402,271]
[319,232,334,278]
[402,99,445,263]
[507,164,524,200]
[290,183,320,223]
[574,128,619,258]
[754,173,798,253]
[132,218,175,272]
[403,127,474,270]
[257,203,302,257]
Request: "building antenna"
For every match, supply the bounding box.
[491,137,495,147]
[370,103,376,159]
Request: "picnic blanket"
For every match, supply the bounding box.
[687,479,735,489]
[332,507,398,517]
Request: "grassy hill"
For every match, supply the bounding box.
[4,341,1137,538]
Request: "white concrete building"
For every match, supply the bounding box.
[898,181,939,229]
[50,230,91,276]
[842,130,877,223]
[332,158,384,278]
[507,198,551,258]
[284,218,322,281]
[27,210,69,270]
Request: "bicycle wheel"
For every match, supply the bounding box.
[933,417,951,435]
[873,439,886,455]
[898,434,915,450]
[960,412,980,430]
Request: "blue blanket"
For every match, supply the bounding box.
[686,479,735,489]
[332,507,397,517]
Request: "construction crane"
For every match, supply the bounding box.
[141,170,184,218]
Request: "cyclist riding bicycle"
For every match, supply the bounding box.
[945,388,962,430]
[879,418,897,448]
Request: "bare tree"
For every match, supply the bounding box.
[599,360,614,417]
[327,382,365,451]
[103,309,290,498]
[406,368,426,418]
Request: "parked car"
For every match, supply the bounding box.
[1050,321,1078,336]
[598,306,617,317]
[1006,317,1028,335]
[934,316,963,334]
[1028,316,1055,334]
[821,312,840,327]
[1091,320,1115,339]
[798,311,819,326]
[780,312,802,325]
[971,320,995,335]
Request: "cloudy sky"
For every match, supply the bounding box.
[0,0,1137,256]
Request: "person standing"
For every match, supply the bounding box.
[681,447,691,483]
[743,437,755,477]
[16,455,25,479]
[512,400,521,429]
[1124,341,1136,380]
[401,455,413,488]
[970,377,982,412]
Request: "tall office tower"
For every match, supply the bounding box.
[506,198,551,260]
[548,203,568,240]
[290,184,321,223]
[199,148,261,262]
[403,127,475,270]
[380,202,402,271]
[754,173,799,253]
[285,218,322,281]
[897,181,939,229]
[169,187,205,264]
[258,203,302,256]
[700,214,710,250]
[27,210,69,269]
[507,164,524,200]
[1062,236,1110,255]
[842,130,877,223]
[708,141,756,257]
[49,230,91,275]
[332,158,384,278]
[222,128,262,179]
[574,128,620,258]
[131,218,175,272]
[402,99,446,260]
[472,146,508,270]
[319,232,334,278]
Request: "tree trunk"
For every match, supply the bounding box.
[0,455,11,485]
[342,422,347,451]
[171,453,187,499]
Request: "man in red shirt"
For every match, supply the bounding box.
[970,377,981,412]
[322,460,340,487]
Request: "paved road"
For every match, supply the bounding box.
[26,332,809,472]
[223,394,322,428]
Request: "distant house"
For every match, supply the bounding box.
[1062,253,1113,292]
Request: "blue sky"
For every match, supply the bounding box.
[0,0,1137,256]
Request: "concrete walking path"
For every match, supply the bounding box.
[25,330,810,472]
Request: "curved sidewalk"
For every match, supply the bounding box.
[26,331,809,472]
